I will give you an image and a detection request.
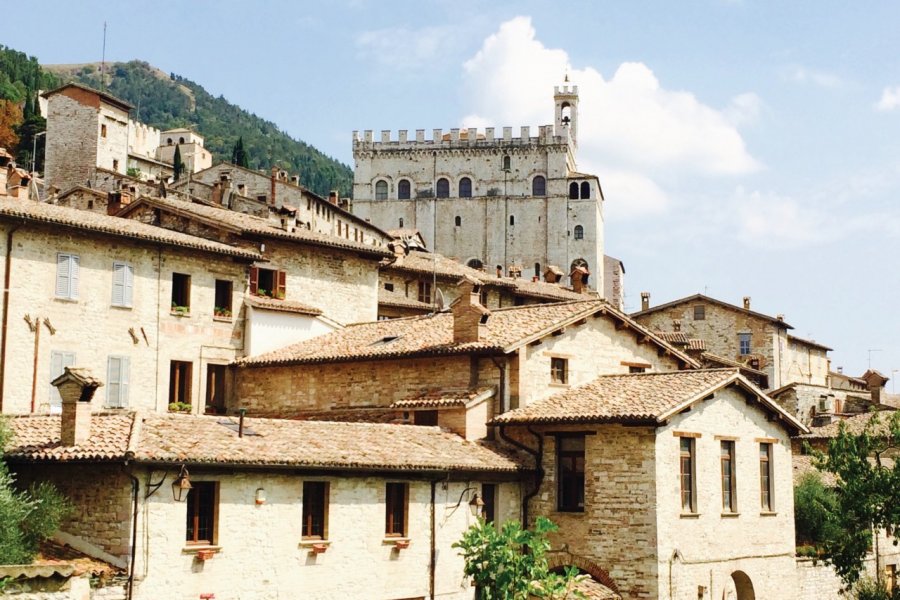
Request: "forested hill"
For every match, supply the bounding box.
[0,47,352,197]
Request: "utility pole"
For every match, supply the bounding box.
[31,131,46,175]
[100,21,107,91]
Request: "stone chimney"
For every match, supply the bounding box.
[269,166,278,208]
[640,292,650,312]
[543,265,563,284]
[452,276,491,344]
[496,265,502,278]
[290,175,300,186]
[743,296,751,310]
[52,367,103,446]
[328,191,339,205]
[211,181,224,205]
[570,266,589,294]
[673,319,681,332]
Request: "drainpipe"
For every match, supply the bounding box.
[122,465,139,600]
[429,478,438,600]
[498,424,543,527]
[0,223,22,411]
[29,316,40,412]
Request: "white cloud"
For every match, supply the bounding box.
[876,86,900,111]
[594,168,670,221]
[724,93,762,126]
[356,25,457,70]
[783,66,844,89]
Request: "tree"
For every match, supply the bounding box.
[172,143,185,180]
[231,136,248,168]
[794,471,841,550]
[0,99,22,151]
[453,516,585,599]
[0,418,71,564]
[811,410,900,589]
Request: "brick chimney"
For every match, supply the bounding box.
[743,296,751,310]
[328,191,339,205]
[269,166,278,208]
[52,367,103,446]
[570,266,589,294]
[641,292,650,311]
[543,265,563,284]
[452,276,491,344]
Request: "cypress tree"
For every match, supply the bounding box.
[231,136,248,168]
[173,144,185,180]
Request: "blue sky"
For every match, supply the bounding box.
[5,1,900,379]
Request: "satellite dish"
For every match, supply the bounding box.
[435,288,446,311]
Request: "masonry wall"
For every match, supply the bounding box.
[44,92,101,193]
[654,387,798,600]
[784,341,829,387]
[132,467,521,600]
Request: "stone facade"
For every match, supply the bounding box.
[351,85,605,294]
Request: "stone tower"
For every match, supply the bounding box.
[554,83,579,150]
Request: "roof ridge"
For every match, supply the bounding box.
[594,367,738,379]
[490,299,600,313]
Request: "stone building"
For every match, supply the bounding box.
[156,128,213,173]
[351,84,605,294]
[632,293,831,391]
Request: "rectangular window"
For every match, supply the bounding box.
[413,410,438,426]
[302,481,329,540]
[629,366,646,374]
[111,261,134,307]
[185,481,218,545]
[106,355,130,408]
[760,443,773,511]
[249,267,286,299]
[100,124,107,138]
[384,282,394,292]
[214,280,232,317]
[385,482,408,537]
[417,280,432,304]
[721,441,736,513]
[55,253,79,300]
[169,360,193,407]
[551,357,568,384]
[739,332,752,356]
[557,435,585,512]
[171,273,191,312]
[680,437,696,513]
[479,288,489,306]
[481,484,497,523]
[205,364,226,414]
[693,305,705,320]
[49,350,76,411]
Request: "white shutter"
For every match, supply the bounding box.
[119,357,130,407]
[70,255,79,299]
[112,262,126,306]
[55,254,70,298]
[123,264,133,307]
[49,351,76,411]
[107,356,121,408]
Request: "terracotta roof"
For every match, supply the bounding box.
[502,277,592,301]
[238,300,699,368]
[261,408,409,424]
[378,288,433,310]
[387,228,422,239]
[5,412,531,474]
[391,387,495,409]
[573,579,621,600]
[492,369,807,433]
[244,295,323,316]
[796,410,898,439]
[656,332,706,351]
[700,352,768,378]
[686,338,706,351]
[56,185,108,201]
[118,196,392,258]
[41,82,132,111]
[383,251,513,286]
[0,199,261,260]
[35,541,123,578]
[792,455,838,487]
[51,367,103,389]
[788,335,833,352]
[631,293,794,329]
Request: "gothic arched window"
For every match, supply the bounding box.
[459,177,472,198]
[502,155,511,171]
[532,176,546,197]
[580,181,590,199]
[569,182,579,199]
[455,216,461,227]
[375,180,388,200]
[398,179,411,200]
[436,178,450,198]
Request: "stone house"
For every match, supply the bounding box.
[351,84,605,294]
[632,293,831,391]
[0,198,261,415]
[6,368,530,600]
[156,128,213,174]
[493,368,808,599]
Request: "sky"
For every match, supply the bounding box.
[4,1,900,379]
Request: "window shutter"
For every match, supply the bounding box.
[56,254,70,297]
[120,357,130,407]
[276,271,286,298]
[249,267,259,295]
[112,262,125,306]
[70,255,79,299]
[49,352,63,406]
[107,356,121,407]
[123,263,134,307]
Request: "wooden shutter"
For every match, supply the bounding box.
[123,263,133,307]
[107,357,121,407]
[69,255,79,299]
[249,267,259,295]
[56,254,71,298]
[120,357,130,407]
[112,262,127,306]
[276,270,287,298]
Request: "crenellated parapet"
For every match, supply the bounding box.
[352,124,573,151]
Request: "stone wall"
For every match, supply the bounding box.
[44,91,101,193]
[0,575,126,599]
[784,340,830,387]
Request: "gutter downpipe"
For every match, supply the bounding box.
[122,465,139,600]
[429,478,438,600]
[0,223,22,412]
[498,424,543,527]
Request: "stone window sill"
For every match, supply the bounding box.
[170,311,191,318]
[721,512,740,518]
[548,382,570,388]
[382,537,410,546]
[680,512,700,519]
[110,304,133,310]
[182,544,221,555]
[212,316,233,323]
[760,511,778,517]
[53,297,78,303]
[299,539,331,547]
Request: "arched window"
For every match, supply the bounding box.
[502,155,511,171]
[399,218,404,228]
[534,263,541,279]
[398,179,411,200]
[375,180,388,200]
[509,215,515,226]
[167,138,173,145]
[179,137,185,144]
[459,177,472,198]
[455,216,461,227]
[574,225,584,240]
[580,181,590,199]
[532,175,546,196]
[569,182,579,199]
[436,178,450,198]
[467,258,484,270]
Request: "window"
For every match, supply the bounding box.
[436,178,450,198]
[112,159,119,171]
[693,305,706,320]
[398,179,411,200]
[375,179,388,200]
[481,483,497,523]
[551,357,568,384]
[680,437,696,513]
[100,124,107,138]
[169,360,193,407]
[302,481,329,540]
[580,181,590,199]
[459,177,472,198]
[249,267,286,299]
[385,483,408,537]
[502,155,511,171]
[721,441,736,513]
[629,365,647,374]
[171,273,191,312]
[532,175,546,196]
[55,253,79,300]
[413,410,438,426]
[214,280,232,318]
[534,263,541,279]
[760,443,773,511]
[509,215,515,226]
[205,364,226,414]
[573,225,584,240]
[886,564,896,594]
[569,182,579,199]
[417,280,432,304]
[398,218,404,228]
[557,435,585,512]
[185,481,218,545]
[111,261,134,307]
[106,356,130,408]
[49,351,75,411]
[739,332,752,356]
[479,287,489,306]
[455,216,461,227]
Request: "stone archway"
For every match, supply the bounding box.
[722,571,755,600]
[546,551,619,595]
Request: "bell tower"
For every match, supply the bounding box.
[554,78,579,150]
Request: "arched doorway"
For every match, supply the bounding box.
[722,571,755,600]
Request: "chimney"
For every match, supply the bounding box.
[211,181,224,205]
[269,166,278,208]
[776,314,784,322]
[743,296,751,310]
[53,367,103,446]
[570,266,589,294]
[290,175,300,185]
[496,265,502,278]
[640,292,650,312]
[452,276,491,344]
[673,319,681,332]
[837,366,843,374]
[328,191,339,205]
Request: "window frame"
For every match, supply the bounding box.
[302,481,329,540]
[111,261,134,308]
[436,178,450,198]
[532,175,546,197]
[550,357,568,384]
[55,253,79,300]
[417,280,432,304]
[171,272,191,312]
[481,483,497,523]
[721,440,736,513]
[205,364,227,414]
[693,305,706,320]
[375,179,388,200]
[760,442,773,511]
[185,481,219,546]
[556,435,585,512]
[397,179,411,200]
[106,355,130,408]
[169,360,193,407]
[214,279,233,318]
[573,225,584,240]
[249,266,286,299]
[739,332,752,356]
[459,177,472,198]
[680,437,697,514]
[385,482,409,537]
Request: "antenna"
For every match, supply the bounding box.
[100,21,107,91]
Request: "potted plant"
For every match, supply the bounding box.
[168,402,192,413]
[213,306,232,318]
[171,302,190,316]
